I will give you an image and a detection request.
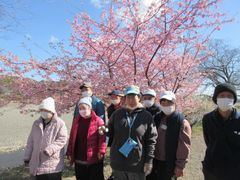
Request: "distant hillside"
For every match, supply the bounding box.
[0,76,15,95]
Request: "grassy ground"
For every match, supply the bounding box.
[191,122,203,136]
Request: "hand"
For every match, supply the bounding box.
[67,156,73,166]
[174,167,183,177]
[143,163,152,176]
[24,160,29,167]
[97,152,104,160]
[67,155,71,161]
[43,150,49,156]
[98,126,108,135]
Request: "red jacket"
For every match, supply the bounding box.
[66,111,106,164]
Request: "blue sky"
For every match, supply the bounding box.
[0,0,240,61]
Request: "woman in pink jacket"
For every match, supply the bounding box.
[67,97,106,180]
[24,97,68,180]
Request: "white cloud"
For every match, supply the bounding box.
[90,0,102,8]
[143,0,156,7]
[49,35,59,44]
[90,0,110,8]
[24,34,32,40]
[140,0,162,17]
[116,0,163,23]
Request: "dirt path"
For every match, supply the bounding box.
[178,135,205,180]
[0,150,25,170]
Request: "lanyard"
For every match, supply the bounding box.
[126,112,137,140]
[126,113,137,129]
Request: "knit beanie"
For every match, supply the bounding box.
[39,97,56,113]
[78,97,92,108]
[212,83,237,104]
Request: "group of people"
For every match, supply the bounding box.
[23,82,240,180]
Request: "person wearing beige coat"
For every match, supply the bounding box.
[24,97,68,180]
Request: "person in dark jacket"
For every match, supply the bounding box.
[142,89,161,117]
[107,90,124,119]
[148,91,191,180]
[202,83,240,180]
[106,90,124,180]
[73,82,105,121]
[108,85,158,180]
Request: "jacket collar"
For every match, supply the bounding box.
[146,103,159,110]
[124,103,145,115]
[214,108,239,122]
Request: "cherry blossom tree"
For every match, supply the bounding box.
[70,0,229,109]
[0,0,230,113]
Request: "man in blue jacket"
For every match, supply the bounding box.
[73,82,105,121]
[202,83,240,180]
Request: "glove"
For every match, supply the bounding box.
[98,125,109,135]
[67,156,73,166]
[24,160,29,167]
[43,150,50,156]
[97,152,104,160]
[143,163,152,176]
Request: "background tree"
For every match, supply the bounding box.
[200,39,240,90]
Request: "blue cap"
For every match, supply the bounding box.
[142,89,156,97]
[124,85,140,96]
[108,90,124,96]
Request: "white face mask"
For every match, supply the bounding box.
[143,100,154,108]
[79,109,91,118]
[111,99,120,105]
[160,105,175,115]
[82,91,92,97]
[41,111,53,120]
[217,98,234,112]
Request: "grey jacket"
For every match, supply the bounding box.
[108,107,158,173]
